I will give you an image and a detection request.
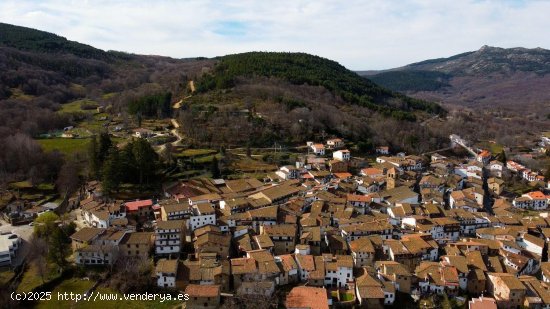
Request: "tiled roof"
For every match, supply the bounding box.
[285,286,329,309]
[185,284,220,297]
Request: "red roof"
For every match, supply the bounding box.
[334,172,352,179]
[125,199,153,211]
[285,286,329,309]
[185,284,220,297]
[347,194,371,203]
[478,150,491,158]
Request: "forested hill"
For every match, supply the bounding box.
[0,22,128,60]
[196,52,445,120]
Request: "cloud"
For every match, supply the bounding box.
[1,0,549,69]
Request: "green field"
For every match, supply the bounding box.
[17,262,61,293]
[59,99,98,114]
[37,138,90,154]
[178,149,217,157]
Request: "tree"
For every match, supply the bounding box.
[101,147,122,195]
[34,212,60,239]
[56,159,81,196]
[48,223,75,270]
[211,156,221,178]
[498,150,507,164]
[131,138,157,185]
[246,143,252,158]
[88,135,100,179]
[98,132,113,163]
[545,164,550,180]
[28,236,49,283]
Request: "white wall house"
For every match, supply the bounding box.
[155,220,185,255]
[0,233,20,266]
[333,150,350,161]
[156,259,178,288]
[188,204,216,231]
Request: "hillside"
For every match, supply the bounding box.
[359,46,550,118]
[197,52,444,120]
[178,52,449,152]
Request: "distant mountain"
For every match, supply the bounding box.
[359,46,550,113]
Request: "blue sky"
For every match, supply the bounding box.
[1,0,549,69]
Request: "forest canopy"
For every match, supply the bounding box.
[195,52,446,120]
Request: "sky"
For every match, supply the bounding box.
[1,0,549,70]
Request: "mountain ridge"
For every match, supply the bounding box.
[358,46,550,115]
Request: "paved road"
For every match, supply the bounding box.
[0,218,34,267]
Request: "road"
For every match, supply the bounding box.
[0,218,34,267]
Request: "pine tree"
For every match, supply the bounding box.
[132,138,157,185]
[101,148,121,195]
[88,135,100,179]
[499,149,507,164]
[211,156,221,178]
[98,132,113,162]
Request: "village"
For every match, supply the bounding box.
[2,131,550,309]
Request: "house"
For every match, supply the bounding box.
[155,258,178,288]
[276,165,299,180]
[328,160,348,173]
[513,191,548,210]
[355,270,385,308]
[0,233,20,266]
[237,281,275,298]
[194,230,231,259]
[376,146,389,155]
[416,262,459,295]
[360,167,384,178]
[184,284,221,309]
[486,273,526,309]
[381,186,419,206]
[489,161,505,177]
[519,275,550,308]
[189,203,216,231]
[375,261,413,294]
[70,227,105,250]
[134,128,153,138]
[260,224,297,255]
[249,183,303,205]
[125,199,154,217]
[275,254,299,285]
[476,150,491,165]
[155,220,185,255]
[321,254,354,288]
[507,160,525,172]
[449,187,484,212]
[72,228,128,265]
[181,253,230,291]
[119,232,154,259]
[348,237,374,268]
[346,194,373,213]
[488,177,505,195]
[285,286,329,309]
[469,296,497,309]
[160,201,188,220]
[333,149,350,161]
[310,143,325,156]
[230,250,280,289]
[519,233,544,257]
[326,138,344,149]
[74,244,118,266]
